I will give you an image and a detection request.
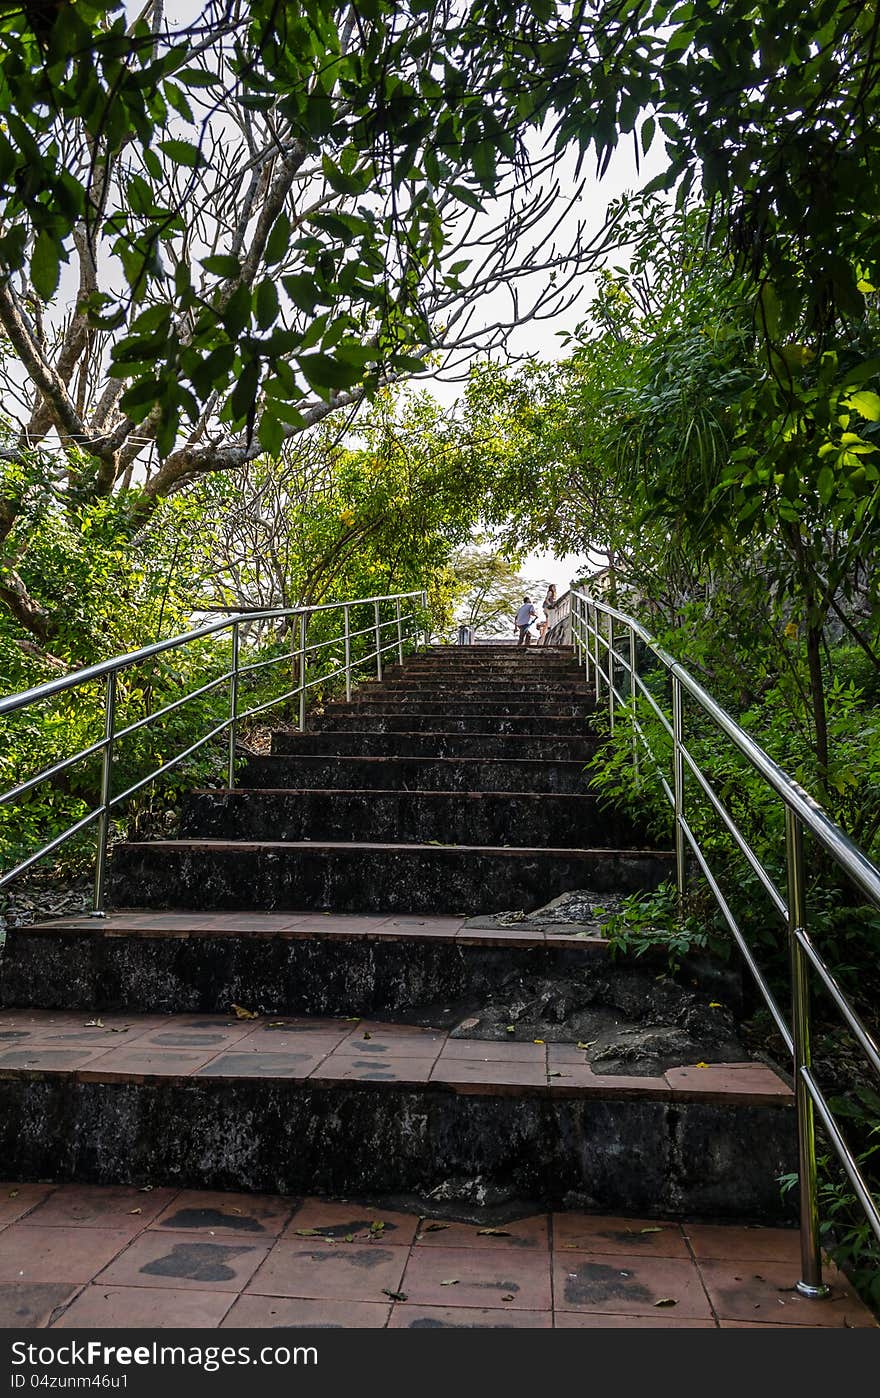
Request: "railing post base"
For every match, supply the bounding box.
[795,1280,830,1300]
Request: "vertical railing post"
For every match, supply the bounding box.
[785,807,828,1298]
[91,669,116,917]
[298,610,307,731]
[583,598,592,685]
[592,603,602,703]
[227,621,239,788]
[607,610,615,733]
[672,673,686,900]
[573,595,581,666]
[343,604,352,703]
[374,599,382,679]
[395,596,404,665]
[629,623,639,783]
[422,589,429,651]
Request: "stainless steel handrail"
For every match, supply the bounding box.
[0,589,428,908]
[570,585,880,1298]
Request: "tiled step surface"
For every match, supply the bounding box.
[0,1011,796,1220]
[242,754,597,791]
[3,1183,871,1330]
[306,713,594,734]
[178,789,646,848]
[107,841,673,914]
[333,699,595,717]
[266,731,600,760]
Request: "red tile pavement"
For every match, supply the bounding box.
[51,1286,234,1329]
[2,1185,874,1330]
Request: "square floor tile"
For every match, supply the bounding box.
[97,1231,271,1291]
[438,1040,546,1063]
[284,1200,419,1247]
[51,1285,233,1328]
[197,1051,326,1079]
[0,1183,56,1228]
[246,1239,407,1302]
[309,1056,433,1085]
[329,1029,445,1059]
[698,1260,877,1326]
[553,1252,711,1318]
[664,1063,791,1103]
[429,1059,546,1093]
[133,1021,256,1051]
[684,1223,803,1263]
[0,1226,132,1283]
[553,1215,689,1259]
[415,1216,548,1250]
[222,1296,391,1327]
[555,1311,716,1328]
[0,1283,79,1328]
[389,1305,552,1328]
[401,1245,552,1310]
[77,1047,219,1080]
[151,1191,295,1238]
[0,1046,114,1073]
[20,1185,176,1234]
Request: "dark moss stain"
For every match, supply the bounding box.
[159,1207,265,1233]
[563,1261,652,1306]
[151,1033,227,1047]
[300,1248,393,1270]
[297,1219,399,1240]
[140,1242,255,1281]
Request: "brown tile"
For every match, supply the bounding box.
[0,1015,156,1047]
[429,1059,547,1094]
[553,1252,712,1318]
[309,1056,434,1085]
[236,1024,351,1053]
[0,1283,80,1328]
[664,1063,792,1104]
[684,1223,803,1264]
[546,1060,669,1098]
[77,1047,219,1081]
[0,1182,57,1228]
[553,1215,689,1259]
[20,1185,176,1233]
[457,929,545,945]
[291,917,387,937]
[555,1311,716,1328]
[0,1046,116,1074]
[97,1231,271,1291]
[51,1285,233,1328]
[197,1051,326,1079]
[133,1021,256,1051]
[247,1239,407,1302]
[415,1216,548,1250]
[401,1245,552,1310]
[222,1295,391,1327]
[547,1043,595,1066]
[330,1027,445,1058]
[377,916,464,933]
[699,1260,877,1326]
[389,1304,552,1328]
[438,1040,546,1063]
[0,1225,132,1283]
[151,1191,295,1238]
[284,1200,419,1247]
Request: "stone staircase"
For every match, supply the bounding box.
[0,644,796,1220]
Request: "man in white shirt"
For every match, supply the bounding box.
[514,597,538,646]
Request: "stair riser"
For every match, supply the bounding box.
[307,715,594,735]
[108,845,673,914]
[268,732,598,759]
[365,680,593,694]
[335,701,596,718]
[0,1078,796,1221]
[179,790,644,848]
[0,931,608,1014]
[241,756,595,793]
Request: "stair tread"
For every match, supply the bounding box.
[0,1008,791,1104]
[117,838,671,856]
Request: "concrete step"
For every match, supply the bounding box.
[306,713,594,735]
[107,840,674,914]
[0,1009,796,1220]
[334,699,596,718]
[178,789,646,848]
[240,755,596,793]
[268,730,598,760]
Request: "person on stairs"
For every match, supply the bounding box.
[514,596,538,646]
[539,584,557,644]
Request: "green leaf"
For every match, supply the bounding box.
[230,358,260,422]
[222,283,252,338]
[842,390,880,422]
[255,278,280,330]
[202,254,242,277]
[158,138,203,168]
[258,411,285,456]
[299,352,363,392]
[265,213,291,266]
[30,230,60,300]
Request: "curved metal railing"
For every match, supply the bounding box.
[0,589,427,914]
[570,587,880,1298]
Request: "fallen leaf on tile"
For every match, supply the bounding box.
[344,1233,354,1243]
[654,1298,678,1307]
[709,1002,722,1009]
[382,1289,407,1302]
[440,1279,459,1286]
[362,1032,373,1040]
[138,1185,154,1192]
[638,1227,664,1235]
[8,1190,19,1198]
[501,1294,515,1301]
[231,1004,258,1020]
[293,1228,323,1236]
[533,1038,545,1045]
[423,1222,449,1233]
[477,1228,510,1237]
[695,1061,709,1068]
[128,1208,142,1216]
[576,1041,596,1051]
[548,1071,564,1078]
[369,1221,385,1234]
[84,1018,105,1028]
